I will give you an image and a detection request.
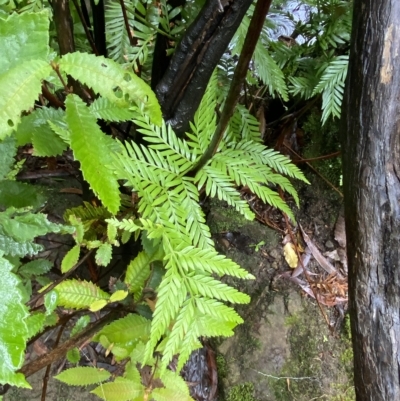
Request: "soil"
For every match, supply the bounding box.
[4,172,355,401]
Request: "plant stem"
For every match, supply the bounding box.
[190,0,273,175]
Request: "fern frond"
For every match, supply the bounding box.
[64,202,111,226]
[105,0,135,63]
[195,166,254,220]
[90,97,134,122]
[189,71,218,153]
[253,44,289,101]
[185,273,250,304]
[236,105,262,142]
[170,245,254,279]
[232,141,309,182]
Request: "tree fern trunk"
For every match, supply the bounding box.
[341,0,400,399]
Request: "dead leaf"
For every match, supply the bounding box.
[283,243,298,268]
[334,214,346,248]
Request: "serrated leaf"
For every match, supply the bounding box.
[89,299,108,312]
[0,230,43,257]
[95,314,151,345]
[59,52,161,125]
[25,312,46,340]
[124,250,156,294]
[0,136,17,180]
[0,210,61,243]
[0,180,46,209]
[0,60,52,139]
[0,11,50,75]
[65,94,121,214]
[56,280,110,310]
[66,348,81,364]
[44,290,59,315]
[110,290,128,302]
[0,253,31,388]
[70,315,90,337]
[91,377,144,401]
[55,367,111,386]
[61,245,80,273]
[18,259,52,278]
[95,243,112,267]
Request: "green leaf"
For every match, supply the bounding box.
[0,210,62,243]
[59,52,162,125]
[66,348,81,364]
[125,249,161,294]
[90,97,134,122]
[0,136,17,180]
[44,291,59,315]
[70,315,91,337]
[18,259,52,278]
[110,290,128,302]
[95,314,151,345]
[0,60,52,139]
[55,280,110,310]
[0,253,31,388]
[153,370,194,401]
[0,10,50,74]
[91,377,144,401]
[65,94,121,214]
[89,299,108,312]
[95,243,112,267]
[0,180,46,209]
[0,229,43,257]
[25,312,46,340]
[61,244,80,273]
[55,367,111,386]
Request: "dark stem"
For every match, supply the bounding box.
[41,83,65,109]
[19,311,120,378]
[71,0,99,55]
[119,0,135,46]
[189,0,273,175]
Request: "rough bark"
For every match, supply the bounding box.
[341,1,400,399]
[155,0,253,134]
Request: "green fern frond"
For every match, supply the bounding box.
[90,97,134,122]
[105,0,136,63]
[170,245,254,279]
[195,166,254,220]
[64,202,111,225]
[236,105,262,142]
[232,141,309,182]
[253,44,289,101]
[189,71,218,153]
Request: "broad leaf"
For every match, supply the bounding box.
[59,52,162,125]
[65,94,121,214]
[0,10,50,74]
[0,253,31,388]
[91,377,144,401]
[0,60,52,139]
[55,367,111,386]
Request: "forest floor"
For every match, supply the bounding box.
[5,169,354,401]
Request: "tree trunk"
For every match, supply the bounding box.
[341,1,400,399]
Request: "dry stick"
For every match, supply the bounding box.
[27,250,94,308]
[283,144,343,197]
[41,322,67,401]
[71,0,99,55]
[293,151,341,163]
[190,0,274,175]
[119,0,135,46]
[19,311,120,379]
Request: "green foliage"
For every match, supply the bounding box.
[55,367,111,386]
[0,4,315,399]
[0,253,31,389]
[226,382,259,401]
